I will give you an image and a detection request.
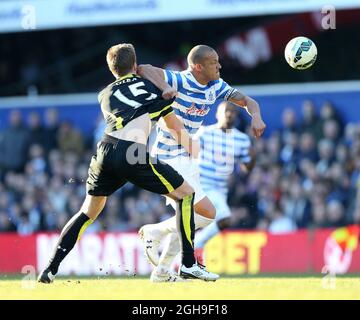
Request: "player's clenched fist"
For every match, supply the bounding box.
[162,87,177,100]
[251,113,266,139]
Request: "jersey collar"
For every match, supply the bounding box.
[118,73,137,81]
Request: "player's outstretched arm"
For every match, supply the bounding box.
[137,64,175,100]
[162,112,199,158]
[228,90,266,139]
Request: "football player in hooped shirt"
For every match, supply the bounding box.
[137,45,266,282]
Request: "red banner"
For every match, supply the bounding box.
[0,233,37,273]
[0,229,359,275]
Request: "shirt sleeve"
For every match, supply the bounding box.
[147,97,175,121]
[164,69,182,91]
[215,78,236,101]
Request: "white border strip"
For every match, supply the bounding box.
[239,80,360,96]
[1,0,359,34]
[0,92,98,108]
[0,80,359,109]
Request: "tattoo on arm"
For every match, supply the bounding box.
[226,89,246,102]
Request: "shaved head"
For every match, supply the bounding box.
[187,45,216,67]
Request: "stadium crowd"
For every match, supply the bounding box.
[0,101,360,235]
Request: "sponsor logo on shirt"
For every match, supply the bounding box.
[186,103,210,116]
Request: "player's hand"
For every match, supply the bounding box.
[162,87,177,100]
[251,113,266,139]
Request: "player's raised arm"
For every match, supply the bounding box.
[137,64,176,100]
[162,112,200,159]
[228,89,266,139]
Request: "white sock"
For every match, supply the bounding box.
[194,214,214,229]
[149,213,214,237]
[149,216,177,237]
[155,233,180,274]
[156,214,214,273]
[194,221,220,249]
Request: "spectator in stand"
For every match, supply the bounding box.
[0,210,16,232]
[318,101,344,139]
[22,194,41,231]
[310,195,327,228]
[43,108,60,152]
[282,181,311,228]
[266,132,282,164]
[299,159,318,194]
[326,199,346,227]
[316,139,335,175]
[268,206,297,234]
[335,143,351,173]
[0,110,29,172]
[344,123,360,148]
[326,163,350,207]
[298,132,318,164]
[280,108,298,144]
[57,121,85,156]
[280,131,299,173]
[47,175,69,214]
[323,119,341,144]
[101,196,121,230]
[28,112,45,147]
[300,100,322,139]
[28,144,47,175]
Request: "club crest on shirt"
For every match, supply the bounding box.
[205,89,216,102]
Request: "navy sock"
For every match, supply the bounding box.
[176,193,195,268]
[46,212,90,274]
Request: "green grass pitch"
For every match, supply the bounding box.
[0,276,359,300]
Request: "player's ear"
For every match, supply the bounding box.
[194,63,202,72]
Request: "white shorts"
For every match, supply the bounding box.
[161,156,207,207]
[203,189,231,221]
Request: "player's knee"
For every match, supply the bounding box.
[195,200,216,219]
[81,195,107,220]
[217,218,231,230]
[206,201,217,219]
[208,206,216,220]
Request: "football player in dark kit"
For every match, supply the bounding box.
[38,43,218,283]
